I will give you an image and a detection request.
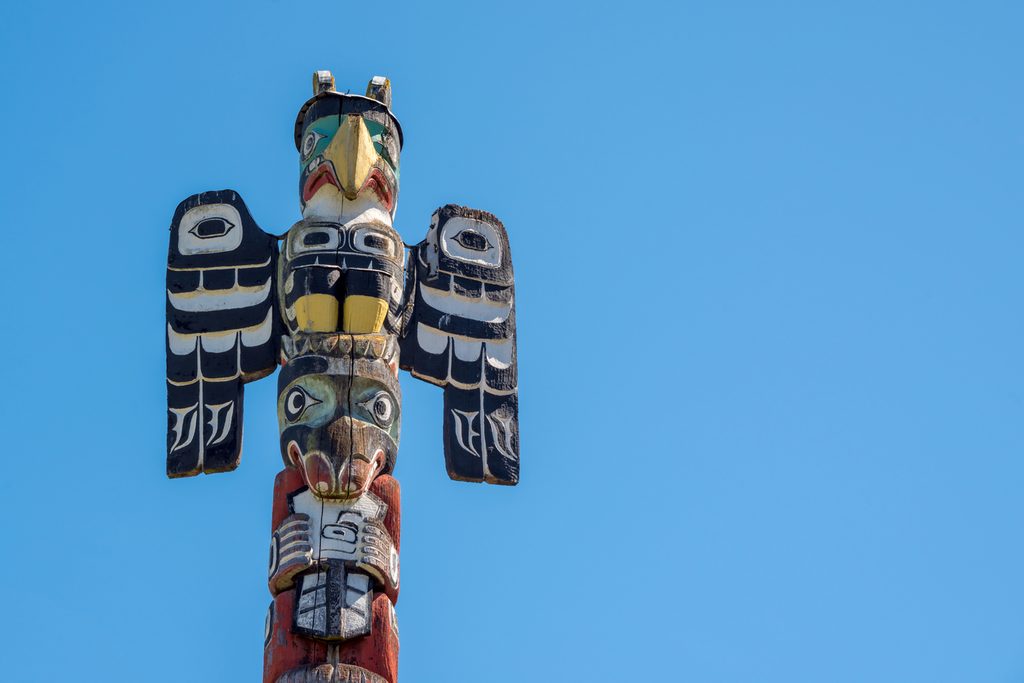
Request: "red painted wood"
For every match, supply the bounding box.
[265,468,401,683]
[264,589,328,683]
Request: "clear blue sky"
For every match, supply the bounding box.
[0,1,1021,681]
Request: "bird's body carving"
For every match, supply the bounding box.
[164,71,518,683]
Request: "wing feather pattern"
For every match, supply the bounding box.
[400,205,519,485]
[165,190,280,477]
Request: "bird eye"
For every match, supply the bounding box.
[188,217,235,239]
[284,386,321,422]
[358,391,394,427]
[301,131,325,159]
[453,229,491,252]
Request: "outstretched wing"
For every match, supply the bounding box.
[400,205,519,485]
[165,190,280,477]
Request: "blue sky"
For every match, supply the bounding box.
[0,1,1021,681]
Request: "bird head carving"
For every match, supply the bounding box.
[277,333,401,499]
[294,71,402,220]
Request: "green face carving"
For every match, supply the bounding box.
[298,117,397,174]
[298,116,340,169]
[278,352,401,499]
[297,98,401,215]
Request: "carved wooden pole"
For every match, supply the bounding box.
[164,71,519,683]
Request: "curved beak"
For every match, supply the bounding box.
[323,114,378,200]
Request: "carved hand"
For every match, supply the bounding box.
[354,518,399,592]
[269,512,314,594]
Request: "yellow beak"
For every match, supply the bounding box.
[324,114,377,200]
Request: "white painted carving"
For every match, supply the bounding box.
[206,401,235,446]
[168,404,199,452]
[177,204,244,255]
[453,337,483,363]
[167,324,199,355]
[487,413,517,458]
[418,281,512,323]
[296,571,328,633]
[451,409,481,457]
[291,489,388,562]
[439,216,502,267]
[288,224,342,256]
[416,322,450,355]
[169,309,274,360]
[241,309,275,347]
[167,276,272,312]
[342,572,371,638]
[352,224,398,258]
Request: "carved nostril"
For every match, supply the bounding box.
[371,448,386,475]
[302,452,334,495]
[287,442,302,466]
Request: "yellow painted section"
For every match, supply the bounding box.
[294,294,339,332]
[325,115,378,200]
[343,295,389,333]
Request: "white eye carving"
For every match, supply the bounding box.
[439,216,502,267]
[352,225,396,257]
[285,386,321,422]
[189,217,235,239]
[177,204,244,255]
[301,131,325,158]
[358,391,394,427]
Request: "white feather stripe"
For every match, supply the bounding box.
[415,323,514,365]
[241,309,275,347]
[169,309,274,356]
[167,324,199,355]
[415,322,450,355]
[417,282,512,322]
[167,278,272,312]
[452,337,483,362]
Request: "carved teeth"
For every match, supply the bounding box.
[287,333,400,360]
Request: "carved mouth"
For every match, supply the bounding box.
[302,158,341,202]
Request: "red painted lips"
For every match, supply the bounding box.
[364,168,394,213]
[302,162,342,202]
[302,161,394,212]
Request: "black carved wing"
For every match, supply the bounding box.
[165,190,280,477]
[400,205,519,485]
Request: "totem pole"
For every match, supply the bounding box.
[164,71,518,683]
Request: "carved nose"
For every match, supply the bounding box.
[313,418,382,498]
[324,114,376,199]
[326,417,355,457]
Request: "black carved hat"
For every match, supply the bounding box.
[293,70,403,151]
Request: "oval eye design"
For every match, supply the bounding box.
[301,131,326,159]
[453,229,491,252]
[189,217,235,239]
[284,386,322,423]
[358,391,394,427]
